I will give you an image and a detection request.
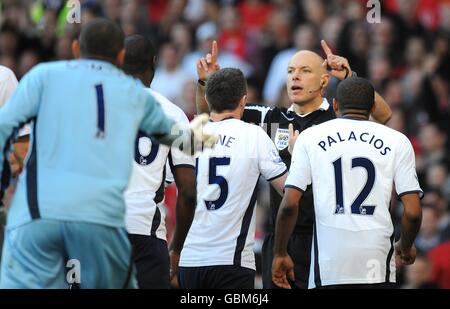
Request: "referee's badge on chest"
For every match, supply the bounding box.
[274,128,289,151]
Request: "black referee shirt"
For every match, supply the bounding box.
[242,101,336,235]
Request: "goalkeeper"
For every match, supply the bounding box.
[0,18,215,289]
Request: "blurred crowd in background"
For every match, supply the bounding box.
[0,0,449,289]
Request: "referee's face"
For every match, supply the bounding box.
[286,51,325,106]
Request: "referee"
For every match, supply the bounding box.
[195,40,392,288]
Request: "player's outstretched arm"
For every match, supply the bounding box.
[141,90,217,154]
[195,40,220,115]
[321,40,392,124]
[149,113,217,156]
[272,188,302,289]
[169,166,197,288]
[395,193,422,266]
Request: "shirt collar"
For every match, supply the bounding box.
[287,98,330,117]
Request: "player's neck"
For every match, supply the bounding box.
[341,112,370,120]
[210,110,240,122]
[134,73,151,88]
[81,55,118,67]
[292,96,323,116]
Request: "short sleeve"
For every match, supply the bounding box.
[394,135,423,199]
[285,134,312,192]
[257,127,287,181]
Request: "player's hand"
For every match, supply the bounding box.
[188,113,218,154]
[394,241,417,267]
[272,254,295,289]
[8,138,29,178]
[169,250,180,288]
[321,40,352,81]
[288,124,299,155]
[197,40,220,82]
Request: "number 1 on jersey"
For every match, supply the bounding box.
[333,157,376,215]
[94,84,105,138]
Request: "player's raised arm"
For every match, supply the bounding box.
[370,91,392,124]
[321,40,392,124]
[196,40,220,115]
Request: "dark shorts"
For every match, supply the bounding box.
[261,232,312,289]
[178,265,256,289]
[128,234,169,289]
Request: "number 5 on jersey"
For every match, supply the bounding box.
[196,157,230,210]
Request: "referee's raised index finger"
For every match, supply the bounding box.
[211,40,218,63]
[321,40,332,57]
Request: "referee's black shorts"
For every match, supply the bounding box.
[178,265,255,289]
[261,232,312,289]
[128,234,170,289]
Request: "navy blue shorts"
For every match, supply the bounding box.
[178,265,255,289]
[128,234,169,289]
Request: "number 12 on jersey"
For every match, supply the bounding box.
[333,157,376,216]
[196,157,231,211]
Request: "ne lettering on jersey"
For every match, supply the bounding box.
[180,118,287,270]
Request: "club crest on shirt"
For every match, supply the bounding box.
[274,128,289,150]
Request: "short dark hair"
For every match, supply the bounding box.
[78,18,124,60]
[123,34,156,74]
[206,68,247,113]
[336,77,375,112]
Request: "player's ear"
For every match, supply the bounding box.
[239,95,247,108]
[333,98,339,112]
[72,40,81,59]
[116,48,126,67]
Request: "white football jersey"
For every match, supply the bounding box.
[286,118,423,288]
[125,88,194,240]
[0,65,18,107]
[179,118,287,270]
[0,66,30,137]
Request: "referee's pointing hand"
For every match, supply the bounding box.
[321,40,352,81]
